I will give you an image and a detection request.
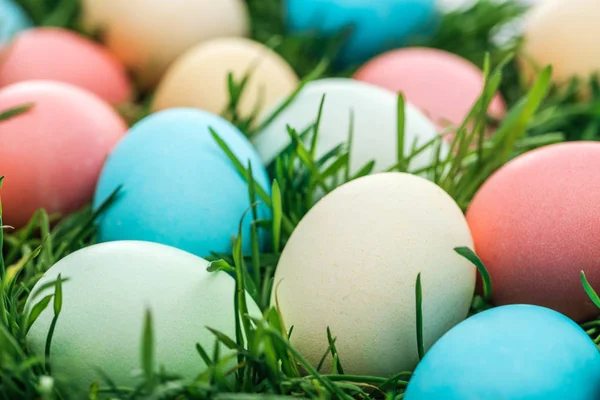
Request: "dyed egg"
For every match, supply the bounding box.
[354,48,506,129]
[466,142,600,322]
[405,305,600,399]
[81,0,250,86]
[153,37,299,121]
[273,173,475,376]
[26,241,261,398]
[0,0,31,44]
[522,0,600,84]
[284,0,438,66]
[0,81,127,228]
[0,28,132,104]
[254,78,445,174]
[93,108,270,258]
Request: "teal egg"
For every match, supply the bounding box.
[405,305,600,399]
[93,108,271,257]
[0,0,32,43]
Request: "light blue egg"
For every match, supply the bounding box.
[284,0,438,66]
[93,108,271,258]
[0,0,32,44]
[405,305,600,400]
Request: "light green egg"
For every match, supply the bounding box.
[26,241,260,397]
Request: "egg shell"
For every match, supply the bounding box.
[0,80,127,228]
[284,0,438,66]
[153,37,299,120]
[354,48,506,129]
[26,241,261,398]
[0,0,31,44]
[405,305,600,399]
[0,28,132,104]
[93,108,271,258]
[272,173,476,376]
[466,142,600,322]
[253,78,446,174]
[81,0,250,87]
[522,0,600,84]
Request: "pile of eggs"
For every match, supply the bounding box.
[2,0,600,398]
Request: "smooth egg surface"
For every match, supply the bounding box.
[522,0,600,84]
[354,48,506,129]
[0,80,127,228]
[467,142,600,321]
[81,0,250,86]
[0,0,31,44]
[253,78,446,173]
[93,108,270,258]
[405,305,600,399]
[272,173,475,376]
[26,241,261,398]
[284,0,438,66]
[153,37,299,120]
[0,28,132,104]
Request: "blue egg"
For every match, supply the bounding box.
[284,0,438,66]
[0,0,32,44]
[93,109,271,258]
[405,305,600,400]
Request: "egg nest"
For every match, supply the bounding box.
[2,0,600,399]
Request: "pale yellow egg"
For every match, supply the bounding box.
[522,0,600,85]
[153,38,299,120]
[81,0,250,87]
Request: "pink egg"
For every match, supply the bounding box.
[467,142,600,322]
[354,48,506,130]
[0,28,132,105]
[0,81,127,228]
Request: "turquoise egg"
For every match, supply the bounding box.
[283,0,438,66]
[0,0,32,43]
[93,108,271,258]
[405,305,600,400]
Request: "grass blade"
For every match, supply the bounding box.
[415,273,424,361]
[455,247,492,301]
[581,271,600,309]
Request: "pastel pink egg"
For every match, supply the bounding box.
[0,80,127,228]
[354,47,506,130]
[0,28,132,105]
[466,142,600,322]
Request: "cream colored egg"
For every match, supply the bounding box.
[253,78,446,174]
[272,173,475,377]
[26,241,260,397]
[81,0,250,86]
[153,38,299,120]
[522,0,600,84]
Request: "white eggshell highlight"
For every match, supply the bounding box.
[253,78,445,174]
[272,173,476,377]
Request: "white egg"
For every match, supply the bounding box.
[522,0,600,84]
[81,0,250,86]
[253,78,446,174]
[272,173,475,377]
[26,241,260,397]
[153,38,299,120]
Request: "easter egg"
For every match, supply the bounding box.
[272,173,475,376]
[26,241,261,398]
[405,305,600,399]
[466,142,600,322]
[81,0,250,87]
[254,78,445,174]
[0,28,132,105]
[93,108,270,258]
[153,37,299,120]
[284,0,438,66]
[354,48,506,129]
[0,0,31,44]
[522,0,600,84]
[0,81,127,229]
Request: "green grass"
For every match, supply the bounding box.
[3,0,600,398]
